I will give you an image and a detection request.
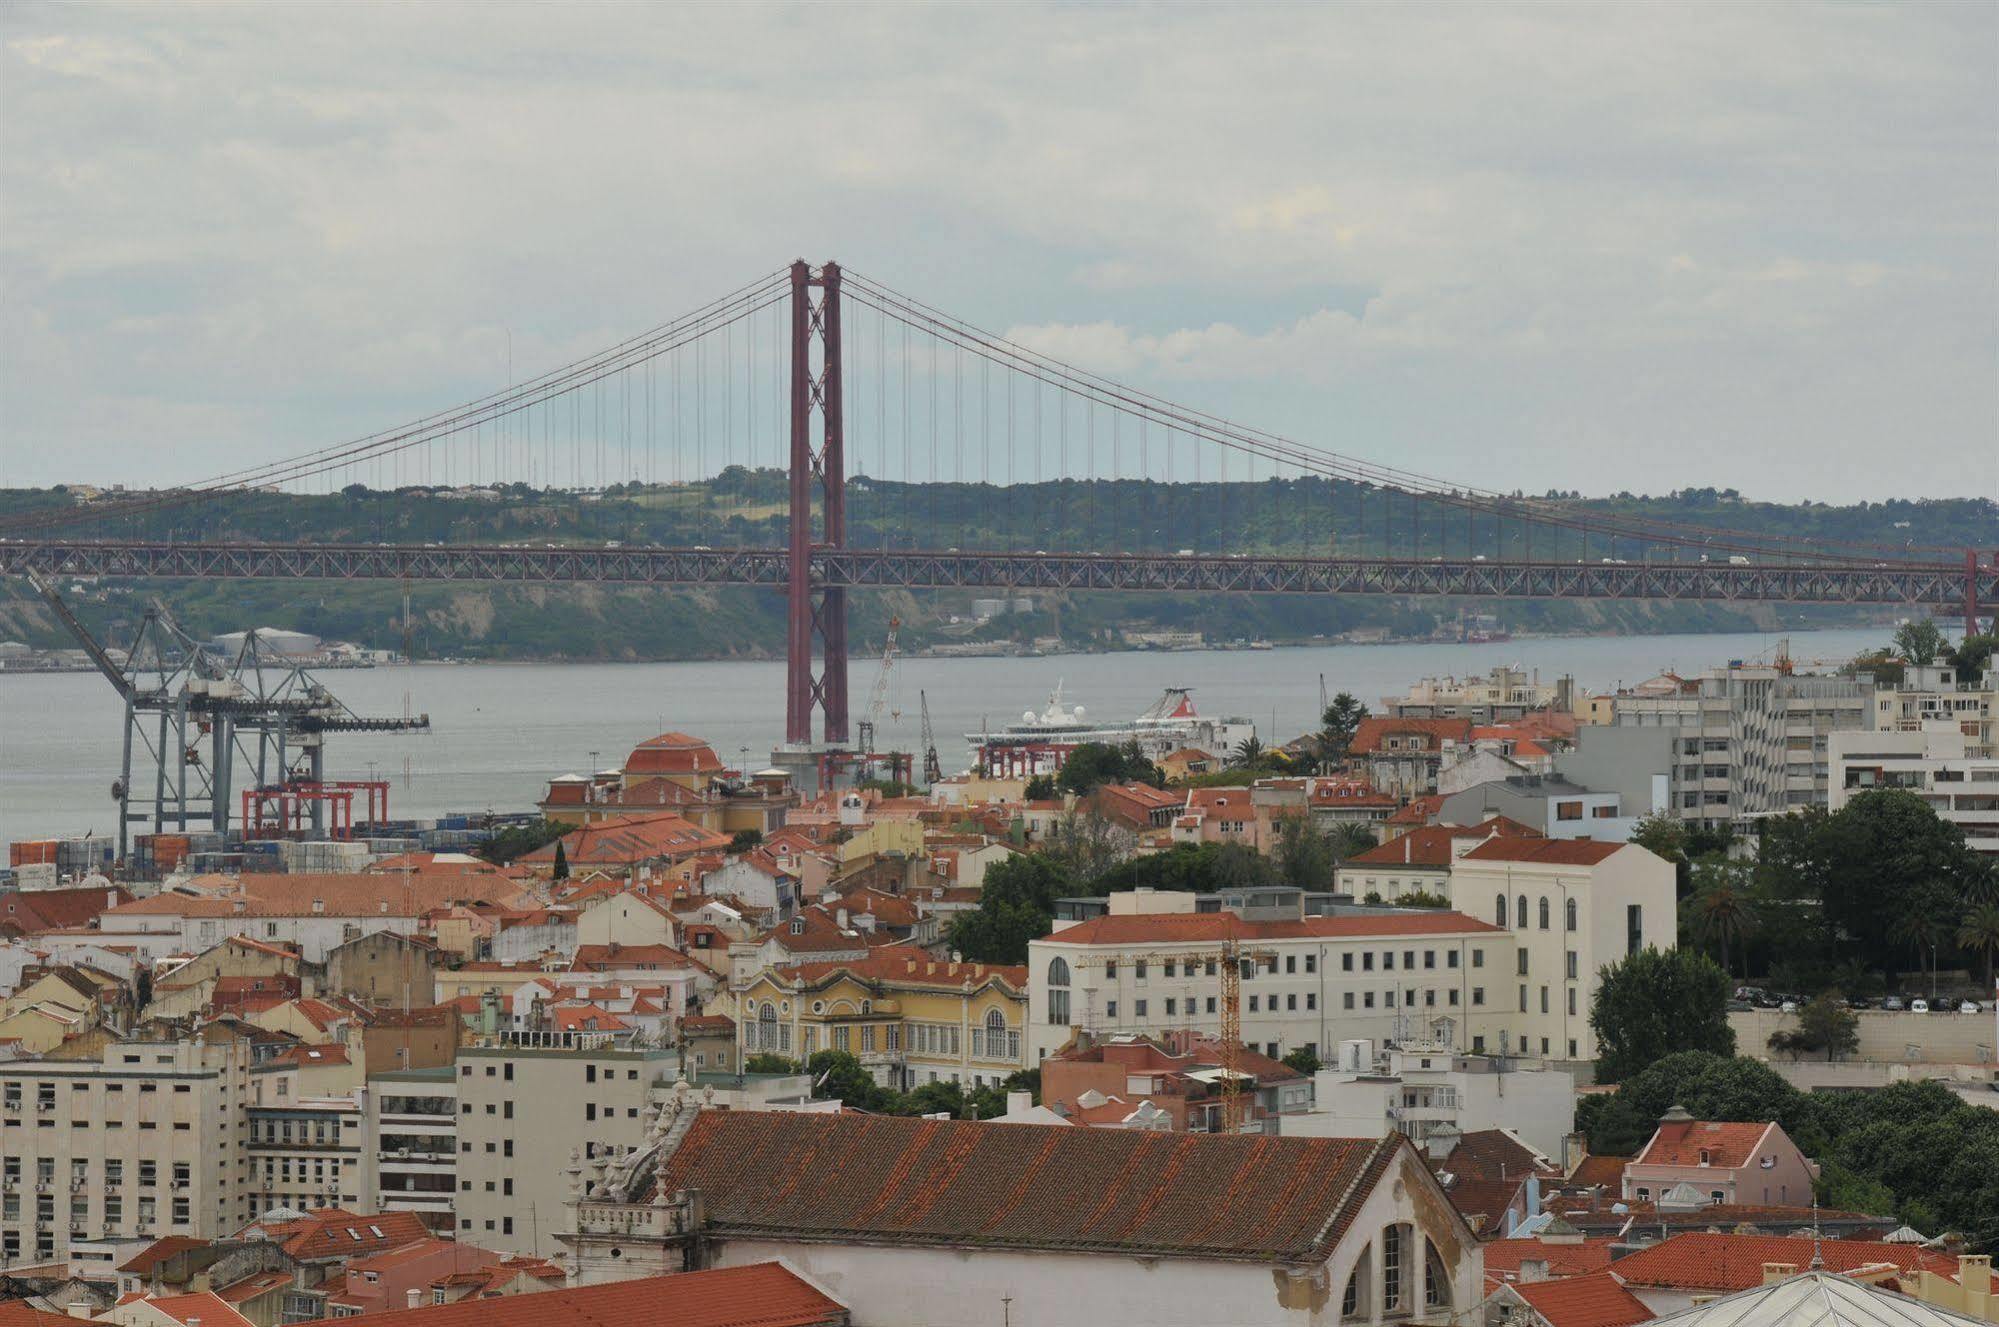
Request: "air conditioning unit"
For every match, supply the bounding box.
[35,1101,53,1112]
[35,1181,51,1193]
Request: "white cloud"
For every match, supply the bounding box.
[0,1,1992,501]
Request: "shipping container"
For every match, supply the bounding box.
[10,840,59,867]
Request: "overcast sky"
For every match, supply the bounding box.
[3,3,1994,502]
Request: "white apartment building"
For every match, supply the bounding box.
[1446,837,1675,1063]
[1282,1040,1577,1158]
[368,1065,457,1231]
[1870,664,1995,754]
[0,1038,253,1267]
[245,1090,375,1218]
[1612,665,1872,823]
[1385,666,1567,723]
[1831,727,1999,854]
[452,1042,671,1258]
[1028,904,1515,1065]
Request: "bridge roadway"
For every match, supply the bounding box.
[2,539,1987,607]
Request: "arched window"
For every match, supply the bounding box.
[1424,1238,1452,1309]
[984,1008,1007,1059]
[1382,1222,1412,1314]
[1341,1248,1373,1322]
[1538,897,1551,930]
[1048,957,1070,985]
[1047,958,1071,1026]
[756,1003,777,1052]
[1495,894,1508,927]
[1565,899,1578,932]
[1516,895,1528,931]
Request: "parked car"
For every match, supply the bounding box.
[1910,998,1930,1013]
[1779,1000,1799,1014]
[1882,996,1906,1011]
[1959,1001,1981,1014]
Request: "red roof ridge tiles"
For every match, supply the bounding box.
[1461,837,1627,866]
[295,1263,844,1327]
[1606,1233,1961,1292]
[1509,1272,1655,1327]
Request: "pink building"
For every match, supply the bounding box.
[1622,1107,1819,1208]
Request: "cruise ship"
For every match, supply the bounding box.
[967,683,1255,777]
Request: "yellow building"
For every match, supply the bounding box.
[739,952,1029,1092]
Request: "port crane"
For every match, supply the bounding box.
[29,572,430,861]
[919,689,942,787]
[819,616,914,790]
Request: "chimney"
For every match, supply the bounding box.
[1959,1254,1992,1299]
[107,888,118,909]
[407,1289,423,1309]
[1007,1090,1032,1116]
[1762,1264,1798,1286]
[1519,1259,1549,1284]
[1659,1104,1694,1123]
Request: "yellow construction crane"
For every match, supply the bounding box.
[1066,928,1276,1133]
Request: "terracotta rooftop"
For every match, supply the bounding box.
[116,1235,210,1274]
[240,1208,432,1262]
[623,731,725,777]
[1350,716,1474,753]
[1510,1272,1655,1327]
[296,1263,845,1327]
[768,951,1027,992]
[1634,1119,1774,1170]
[525,814,731,866]
[1460,837,1628,866]
[1606,1234,1961,1293]
[1481,1235,1618,1284]
[650,1109,1404,1263]
[0,884,135,934]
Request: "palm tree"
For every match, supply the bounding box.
[1328,821,1379,862]
[1692,881,1758,977]
[1958,904,1999,992]
[1231,736,1266,769]
[1889,904,1947,992]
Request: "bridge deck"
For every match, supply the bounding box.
[2,540,1986,607]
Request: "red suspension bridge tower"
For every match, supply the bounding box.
[786,259,849,746]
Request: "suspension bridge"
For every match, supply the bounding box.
[3,260,1993,750]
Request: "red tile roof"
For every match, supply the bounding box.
[116,1235,210,1274]
[1606,1234,1962,1292]
[1388,794,1449,825]
[0,1304,79,1327]
[623,732,725,777]
[298,1263,845,1327]
[1567,1153,1631,1191]
[769,951,1027,992]
[1350,716,1473,754]
[651,1110,1402,1262]
[1442,1129,1561,1184]
[0,884,134,934]
[1460,838,1626,866]
[1047,910,1502,946]
[126,1292,256,1327]
[1635,1119,1773,1169]
[241,1209,432,1262]
[1482,1236,1619,1283]
[1511,1272,1654,1327]
[525,814,731,867]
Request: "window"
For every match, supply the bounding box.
[1103,960,1117,979]
[1556,800,1583,821]
[1446,950,1459,969]
[1424,1238,1453,1309]
[1342,1250,1372,1321]
[1306,993,1317,1010]
[1540,985,1549,1014]
[1382,1222,1410,1313]
[1516,895,1528,930]
[983,1009,1007,1059]
[1383,951,1395,971]
[1165,998,1177,1016]
[1567,988,1577,1016]
[1495,894,1508,927]
[1627,905,1644,955]
[1249,996,1259,1012]
[1363,952,1374,971]
[1423,950,1435,970]
[1046,958,1070,1026]
[1566,951,1578,980]
[1363,992,1375,1009]
[1538,898,1550,930]
[1205,997,1216,1014]
[1565,899,1578,932]
[1472,987,1484,1006]
[1135,961,1148,980]
[1472,949,1484,968]
[1105,1000,1117,1019]
[1518,985,1528,1012]
[1342,953,1354,972]
[1285,955,1297,974]
[1517,951,1529,976]
[1305,954,1317,974]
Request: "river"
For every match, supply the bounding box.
[0,628,1890,844]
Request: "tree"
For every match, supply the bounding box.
[1763,791,1981,982]
[744,1053,799,1074]
[551,838,570,881]
[1590,947,1736,1083]
[1946,633,1996,679]
[805,1049,893,1111]
[1058,741,1163,794]
[1282,1046,1321,1076]
[1687,861,1759,977]
[1328,821,1379,862]
[1230,736,1267,769]
[1274,816,1337,889]
[1957,903,1999,990]
[729,828,764,853]
[946,853,1075,964]
[1767,993,1860,1062]
[1042,809,1138,884]
[1892,618,1947,666]
[1318,692,1370,767]
[1023,774,1057,801]
[1887,881,1955,990]
[1583,1052,1803,1154]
